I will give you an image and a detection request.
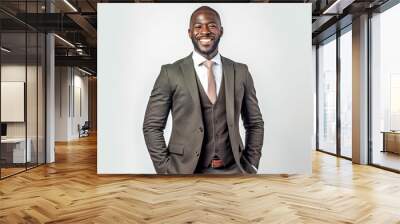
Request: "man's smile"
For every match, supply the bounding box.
[198,37,214,45]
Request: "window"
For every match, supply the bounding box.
[339,29,352,158]
[318,37,337,154]
[371,2,400,171]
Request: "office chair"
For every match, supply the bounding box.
[79,121,90,138]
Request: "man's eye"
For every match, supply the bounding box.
[209,24,217,28]
[194,25,201,29]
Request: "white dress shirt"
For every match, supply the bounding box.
[192,50,223,96]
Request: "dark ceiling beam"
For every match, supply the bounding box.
[3,12,96,48]
[0,8,38,31]
[311,0,355,35]
[86,0,97,12]
[12,13,83,32]
[52,0,78,13]
[323,0,356,14]
[311,0,382,43]
[312,15,336,33]
[55,55,96,69]
[66,13,97,46]
[374,0,400,12]
[312,0,385,44]
[78,66,97,75]
[312,14,352,44]
[0,18,27,31]
[55,47,97,57]
[46,1,97,47]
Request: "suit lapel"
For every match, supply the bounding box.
[180,54,201,112]
[222,56,235,128]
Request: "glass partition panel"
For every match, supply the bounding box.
[27,31,38,169]
[1,31,27,177]
[38,32,45,165]
[0,1,46,179]
[318,37,337,154]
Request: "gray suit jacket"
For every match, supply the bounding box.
[143,54,264,174]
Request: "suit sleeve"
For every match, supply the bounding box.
[143,65,172,174]
[241,65,264,168]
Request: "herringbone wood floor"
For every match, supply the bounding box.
[1,135,400,224]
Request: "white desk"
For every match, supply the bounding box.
[1,138,31,163]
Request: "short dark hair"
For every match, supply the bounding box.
[189,6,221,27]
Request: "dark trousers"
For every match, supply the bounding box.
[196,162,242,174]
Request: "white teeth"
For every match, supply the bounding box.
[199,39,212,43]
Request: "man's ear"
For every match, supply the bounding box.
[220,27,224,37]
[188,28,192,38]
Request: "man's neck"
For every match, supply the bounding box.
[195,49,219,60]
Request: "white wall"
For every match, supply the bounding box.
[55,67,89,141]
[55,67,69,141]
[98,3,313,174]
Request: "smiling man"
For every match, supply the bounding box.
[143,6,264,174]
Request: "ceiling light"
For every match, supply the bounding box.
[76,48,85,55]
[322,0,354,14]
[63,0,78,12]
[1,47,11,53]
[54,34,75,48]
[78,67,92,76]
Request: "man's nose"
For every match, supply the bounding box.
[200,25,210,35]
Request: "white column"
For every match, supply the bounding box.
[46,33,55,163]
[352,14,369,164]
[45,0,56,163]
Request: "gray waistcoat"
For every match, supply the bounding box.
[195,74,235,168]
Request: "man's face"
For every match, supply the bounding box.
[188,10,223,58]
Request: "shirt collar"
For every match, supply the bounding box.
[192,50,221,67]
